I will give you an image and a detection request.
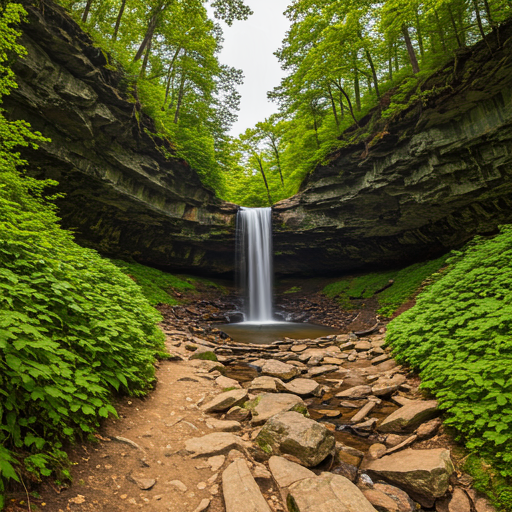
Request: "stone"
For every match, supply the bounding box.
[207,455,225,472]
[373,483,415,512]
[189,360,225,373]
[249,359,268,370]
[372,374,407,397]
[193,498,211,512]
[190,347,218,361]
[436,488,471,512]
[351,400,379,423]
[206,419,241,432]
[384,434,411,448]
[355,341,372,351]
[130,476,156,490]
[261,360,300,381]
[416,418,442,439]
[336,385,372,399]
[308,365,339,377]
[268,456,315,488]
[287,473,378,512]
[366,448,454,505]
[167,480,187,492]
[336,443,364,466]
[291,344,308,352]
[317,409,341,418]
[216,376,242,389]
[378,400,439,432]
[222,458,271,512]
[281,378,322,397]
[225,406,250,422]
[184,432,246,458]
[248,393,306,426]
[363,489,401,512]
[249,376,280,393]
[255,411,335,467]
[323,357,346,365]
[374,360,398,372]
[332,461,358,482]
[201,389,248,413]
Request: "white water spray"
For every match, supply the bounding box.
[236,207,273,322]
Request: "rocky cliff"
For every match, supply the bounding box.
[273,24,512,274]
[5,1,512,276]
[5,0,238,275]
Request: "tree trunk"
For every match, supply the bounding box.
[256,156,272,205]
[415,10,425,60]
[163,47,182,108]
[434,10,447,52]
[447,6,463,48]
[327,84,339,127]
[394,43,399,72]
[402,25,420,74]
[269,137,284,186]
[140,38,152,77]
[134,4,166,62]
[353,57,361,111]
[388,43,393,81]
[333,81,360,127]
[472,0,493,52]
[364,49,380,98]
[112,0,126,41]
[312,112,320,148]
[174,53,187,124]
[82,0,93,22]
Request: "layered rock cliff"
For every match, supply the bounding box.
[5,1,512,276]
[5,0,237,275]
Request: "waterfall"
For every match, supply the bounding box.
[236,207,274,322]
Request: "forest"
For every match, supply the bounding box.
[49,0,512,205]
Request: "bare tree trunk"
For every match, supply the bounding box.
[388,43,393,80]
[134,4,166,62]
[140,38,152,77]
[327,84,339,127]
[394,43,399,72]
[174,53,187,124]
[402,25,420,74]
[447,6,463,48]
[82,0,93,22]
[364,49,380,98]
[353,56,361,111]
[256,156,272,205]
[415,10,425,60]
[269,137,284,186]
[163,47,182,108]
[472,0,493,52]
[333,81,360,127]
[113,0,126,41]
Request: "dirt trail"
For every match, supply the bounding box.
[36,342,227,512]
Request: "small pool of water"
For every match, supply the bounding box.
[220,321,339,345]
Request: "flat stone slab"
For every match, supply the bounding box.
[287,473,378,512]
[281,378,322,397]
[371,374,406,397]
[378,400,438,432]
[256,411,335,467]
[201,389,248,413]
[336,385,372,399]
[249,376,280,393]
[365,448,454,503]
[222,458,271,512]
[261,359,301,380]
[189,359,225,373]
[248,393,306,426]
[185,432,246,458]
[216,376,242,389]
[206,419,241,432]
[308,365,339,377]
[269,456,315,489]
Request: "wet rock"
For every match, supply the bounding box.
[366,448,454,506]
[280,378,322,397]
[336,385,372,399]
[269,456,315,488]
[255,411,335,467]
[249,359,268,370]
[378,400,438,432]
[332,461,358,482]
[287,473,378,512]
[185,432,247,458]
[222,458,271,512]
[336,443,364,466]
[249,376,280,393]
[373,483,415,512]
[261,359,301,381]
[248,393,306,426]
[201,389,248,413]
[371,374,407,397]
[351,399,380,423]
[225,406,250,422]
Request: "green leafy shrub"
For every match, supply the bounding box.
[386,226,512,480]
[322,254,449,315]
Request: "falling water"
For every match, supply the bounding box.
[236,207,273,322]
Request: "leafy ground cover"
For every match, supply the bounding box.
[386,226,512,510]
[322,254,449,316]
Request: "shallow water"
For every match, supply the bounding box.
[219,321,339,345]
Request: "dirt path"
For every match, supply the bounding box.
[36,340,228,512]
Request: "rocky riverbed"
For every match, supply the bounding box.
[28,298,496,512]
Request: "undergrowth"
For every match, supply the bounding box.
[386,226,512,509]
[322,254,450,316]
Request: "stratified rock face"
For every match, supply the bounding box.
[272,22,512,275]
[6,0,237,274]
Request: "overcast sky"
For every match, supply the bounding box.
[212,0,291,136]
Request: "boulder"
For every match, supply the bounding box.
[189,359,225,373]
[201,389,248,413]
[287,473,378,512]
[281,378,322,397]
[261,360,300,380]
[336,385,372,399]
[225,406,250,422]
[185,432,246,458]
[248,393,306,426]
[378,400,439,432]
[249,376,280,393]
[216,376,242,389]
[222,458,271,512]
[371,374,406,397]
[255,412,335,467]
[366,448,454,506]
[268,456,315,488]
[189,346,217,361]
[206,419,241,432]
[436,487,472,512]
[308,365,339,377]
[373,483,415,512]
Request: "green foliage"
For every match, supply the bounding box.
[283,286,302,294]
[110,259,195,305]
[386,226,512,477]
[323,254,449,315]
[0,3,165,497]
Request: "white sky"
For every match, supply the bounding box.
[211,0,291,136]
